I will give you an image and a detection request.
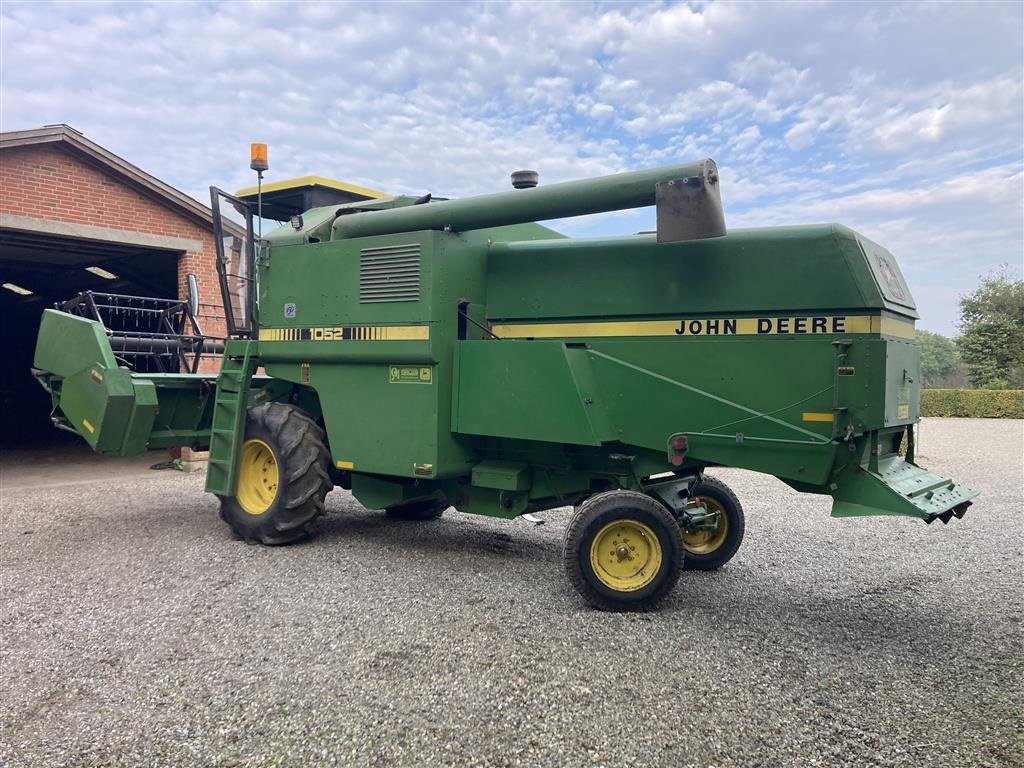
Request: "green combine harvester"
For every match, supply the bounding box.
[33,157,977,610]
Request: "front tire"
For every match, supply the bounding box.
[564,490,683,611]
[218,403,332,545]
[680,476,745,571]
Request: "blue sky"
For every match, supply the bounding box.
[2,1,1021,335]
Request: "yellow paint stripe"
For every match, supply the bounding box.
[336,460,354,470]
[82,419,95,433]
[802,412,835,423]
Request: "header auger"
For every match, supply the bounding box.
[33,157,977,610]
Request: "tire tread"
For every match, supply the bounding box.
[563,490,683,611]
[219,403,332,544]
[682,475,745,571]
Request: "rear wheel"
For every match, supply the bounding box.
[218,403,332,545]
[564,490,683,611]
[680,476,745,571]
[384,498,448,521]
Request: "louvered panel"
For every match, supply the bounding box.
[359,244,421,303]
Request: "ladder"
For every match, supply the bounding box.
[204,340,256,496]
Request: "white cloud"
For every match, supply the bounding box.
[0,0,1020,335]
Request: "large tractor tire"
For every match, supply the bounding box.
[680,476,745,571]
[218,403,332,545]
[384,498,448,521]
[563,490,683,611]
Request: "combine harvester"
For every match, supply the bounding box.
[33,150,976,610]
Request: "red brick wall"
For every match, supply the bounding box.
[0,144,224,372]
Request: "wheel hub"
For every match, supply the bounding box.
[589,519,662,592]
[236,438,279,516]
[681,497,728,554]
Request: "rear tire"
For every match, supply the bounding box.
[564,490,683,611]
[218,403,332,545]
[384,498,448,521]
[680,476,745,571]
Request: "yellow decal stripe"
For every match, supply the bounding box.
[82,419,95,433]
[493,320,681,338]
[335,460,354,470]
[258,325,430,342]
[379,325,429,340]
[874,316,916,339]
[492,315,915,339]
[802,412,835,423]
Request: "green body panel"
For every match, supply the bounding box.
[143,374,216,450]
[350,474,407,509]
[34,310,157,455]
[453,342,612,446]
[883,339,922,427]
[34,308,118,376]
[258,229,480,479]
[486,226,916,321]
[471,461,531,491]
[32,163,977,525]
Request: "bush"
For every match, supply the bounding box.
[921,389,1024,418]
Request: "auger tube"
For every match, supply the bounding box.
[332,160,722,239]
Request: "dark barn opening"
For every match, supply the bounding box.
[0,229,178,446]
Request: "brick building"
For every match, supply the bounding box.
[0,124,225,442]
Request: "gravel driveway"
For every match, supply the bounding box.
[2,417,1021,767]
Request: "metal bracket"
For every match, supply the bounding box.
[643,473,699,515]
[643,473,721,532]
[655,163,726,243]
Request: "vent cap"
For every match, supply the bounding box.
[511,170,538,189]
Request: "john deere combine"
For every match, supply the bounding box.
[33,157,977,610]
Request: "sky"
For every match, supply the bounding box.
[2,0,1021,336]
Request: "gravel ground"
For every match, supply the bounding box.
[1,417,1021,768]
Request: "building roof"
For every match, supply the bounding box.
[0,124,215,229]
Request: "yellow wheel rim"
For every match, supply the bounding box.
[236,438,279,516]
[681,497,729,555]
[589,519,663,592]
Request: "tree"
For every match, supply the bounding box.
[956,267,1024,389]
[915,330,959,388]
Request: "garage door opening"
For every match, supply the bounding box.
[0,229,179,447]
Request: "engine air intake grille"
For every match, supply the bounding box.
[359,244,421,303]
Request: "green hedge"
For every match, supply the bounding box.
[921,389,1024,418]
